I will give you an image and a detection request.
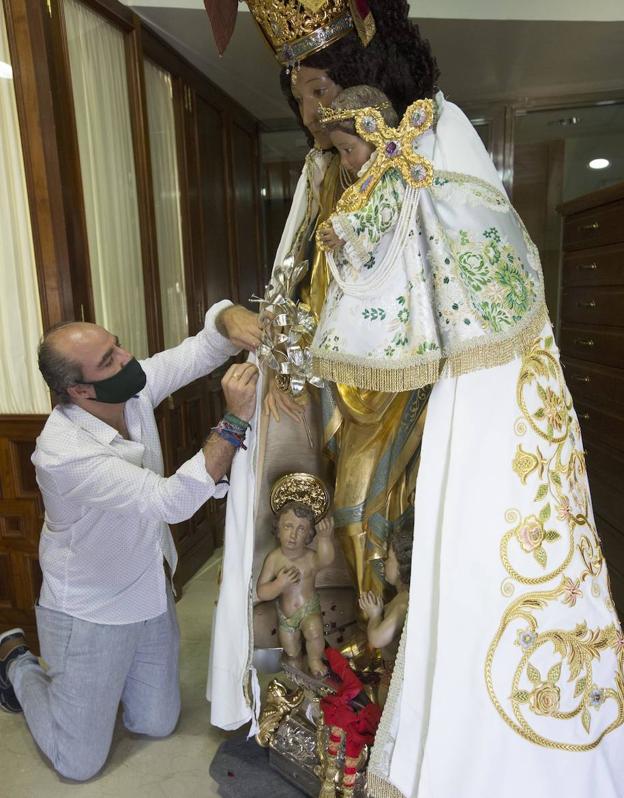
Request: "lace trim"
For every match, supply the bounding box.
[312,303,549,392]
[366,774,408,798]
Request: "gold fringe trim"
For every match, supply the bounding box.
[366,772,408,798]
[313,304,549,392]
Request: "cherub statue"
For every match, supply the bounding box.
[358,518,412,706]
[257,473,335,678]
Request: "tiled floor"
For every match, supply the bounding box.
[0,552,231,797]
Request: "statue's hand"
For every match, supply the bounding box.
[317,222,344,252]
[358,590,383,621]
[264,376,306,423]
[315,516,334,538]
[276,565,301,588]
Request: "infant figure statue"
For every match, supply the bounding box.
[359,516,412,707]
[257,473,334,678]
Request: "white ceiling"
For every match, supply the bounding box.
[128,0,624,22]
[131,6,624,125]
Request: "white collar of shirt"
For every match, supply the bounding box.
[61,398,143,445]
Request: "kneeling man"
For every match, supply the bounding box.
[0,301,260,781]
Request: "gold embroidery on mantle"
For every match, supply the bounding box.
[486,335,624,750]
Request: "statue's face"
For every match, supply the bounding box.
[277,509,313,551]
[290,65,342,149]
[384,546,400,587]
[329,128,375,175]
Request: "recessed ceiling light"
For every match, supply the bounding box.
[0,61,13,80]
[589,158,610,170]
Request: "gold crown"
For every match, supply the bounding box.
[318,102,391,125]
[316,99,436,250]
[245,0,375,65]
[270,472,331,521]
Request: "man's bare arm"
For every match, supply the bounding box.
[203,362,258,481]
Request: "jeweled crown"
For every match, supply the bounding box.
[270,472,331,521]
[245,0,375,65]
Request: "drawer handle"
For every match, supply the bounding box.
[573,337,595,347]
[578,262,597,271]
[578,222,600,232]
[572,375,591,383]
[577,300,596,309]
[578,413,590,421]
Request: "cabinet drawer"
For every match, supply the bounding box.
[562,244,624,288]
[583,437,624,532]
[559,324,624,368]
[562,358,624,409]
[596,514,624,581]
[608,569,624,622]
[563,200,624,251]
[575,399,624,454]
[560,286,624,327]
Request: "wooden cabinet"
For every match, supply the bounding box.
[558,182,624,620]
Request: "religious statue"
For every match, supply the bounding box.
[257,473,335,677]
[207,4,624,797]
[358,519,411,707]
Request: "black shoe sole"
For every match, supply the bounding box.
[0,687,22,713]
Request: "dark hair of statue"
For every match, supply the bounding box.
[280,0,440,146]
[388,516,414,587]
[273,501,317,544]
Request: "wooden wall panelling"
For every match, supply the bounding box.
[263,159,304,278]
[140,27,262,586]
[193,90,237,311]
[228,112,264,309]
[0,417,46,653]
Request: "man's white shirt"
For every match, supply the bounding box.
[32,301,239,625]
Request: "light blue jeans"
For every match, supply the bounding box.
[9,590,180,781]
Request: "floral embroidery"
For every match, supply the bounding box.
[348,169,404,249]
[486,335,624,750]
[450,227,538,332]
[515,515,544,552]
[561,577,583,606]
[362,307,386,321]
[516,628,537,651]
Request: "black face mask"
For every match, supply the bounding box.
[80,358,147,404]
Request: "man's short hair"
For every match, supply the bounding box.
[38,322,83,404]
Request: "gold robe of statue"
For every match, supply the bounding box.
[297,154,429,597]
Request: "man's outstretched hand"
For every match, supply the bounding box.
[217,305,262,350]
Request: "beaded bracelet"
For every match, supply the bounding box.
[223,411,251,431]
[212,418,247,450]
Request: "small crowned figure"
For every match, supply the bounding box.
[257,473,335,678]
[358,517,412,706]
